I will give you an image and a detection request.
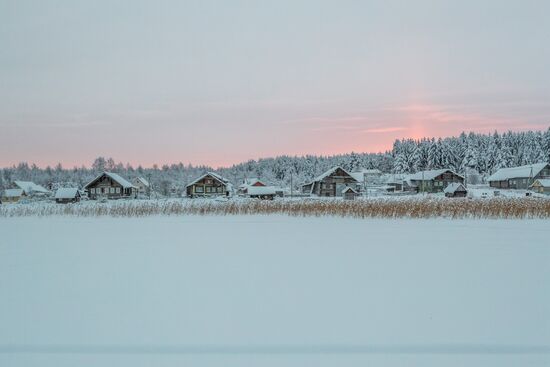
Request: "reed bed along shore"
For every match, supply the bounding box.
[1,197,550,219]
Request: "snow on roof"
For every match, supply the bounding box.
[342,186,358,193]
[134,177,149,186]
[531,178,550,187]
[55,188,80,199]
[3,188,24,198]
[307,166,358,185]
[384,174,406,185]
[84,172,137,189]
[408,169,463,181]
[488,163,549,182]
[14,181,50,194]
[444,182,467,194]
[247,186,277,196]
[186,172,229,188]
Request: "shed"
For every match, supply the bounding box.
[444,183,468,198]
[55,188,81,203]
[1,189,24,203]
[530,179,550,194]
[247,186,277,200]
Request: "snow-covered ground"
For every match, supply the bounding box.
[1,216,549,367]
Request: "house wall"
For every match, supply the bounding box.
[187,176,227,197]
[312,169,359,197]
[414,172,464,193]
[87,175,135,199]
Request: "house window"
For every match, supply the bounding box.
[217,186,224,193]
[90,188,96,194]
[206,187,212,193]
[115,187,120,193]
[205,179,213,184]
[195,186,204,193]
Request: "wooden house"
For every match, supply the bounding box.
[133,177,150,195]
[530,179,550,194]
[444,183,468,198]
[405,169,464,193]
[238,178,267,195]
[301,167,360,197]
[342,186,358,200]
[1,189,24,203]
[186,172,232,198]
[14,181,50,197]
[488,163,550,189]
[55,188,81,203]
[84,172,138,200]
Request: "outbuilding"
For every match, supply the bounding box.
[342,186,359,200]
[444,183,468,198]
[247,186,277,200]
[55,188,82,203]
[1,189,24,203]
[530,179,550,195]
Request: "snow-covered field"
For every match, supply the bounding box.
[1,216,549,366]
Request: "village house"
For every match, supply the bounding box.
[133,177,150,195]
[13,181,50,197]
[530,179,550,195]
[55,188,82,203]
[186,172,232,198]
[444,183,468,198]
[84,172,138,200]
[405,169,464,193]
[488,163,550,189]
[1,188,24,203]
[301,166,360,197]
[383,174,405,192]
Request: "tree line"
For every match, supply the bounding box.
[1,128,549,195]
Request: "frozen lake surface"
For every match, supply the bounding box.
[1,216,549,366]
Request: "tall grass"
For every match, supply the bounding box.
[1,198,550,219]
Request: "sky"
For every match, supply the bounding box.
[1,0,550,168]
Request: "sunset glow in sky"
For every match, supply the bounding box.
[1,1,550,168]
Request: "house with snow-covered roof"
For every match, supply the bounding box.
[13,181,50,196]
[1,188,24,203]
[84,172,138,200]
[133,177,150,195]
[404,169,464,193]
[186,172,232,198]
[301,166,360,197]
[529,178,550,195]
[488,163,550,189]
[444,183,468,198]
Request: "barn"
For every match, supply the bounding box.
[84,172,138,200]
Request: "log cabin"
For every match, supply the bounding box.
[84,172,138,200]
[301,166,360,197]
[488,163,550,189]
[405,169,464,193]
[186,172,232,198]
[133,177,150,195]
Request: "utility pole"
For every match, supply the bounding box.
[290,171,293,198]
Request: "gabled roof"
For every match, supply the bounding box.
[531,178,550,187]
[14,181,50,195]
[305,166,359,186]
[134,177,150,186]
[84,172,137,189]
[408,169,463,181]
[488,163,549,182]
[342,186,358,193]
[3,188,24,198]
[444,182,467,194]
[186,172,229,188]
[55,188,80,199]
